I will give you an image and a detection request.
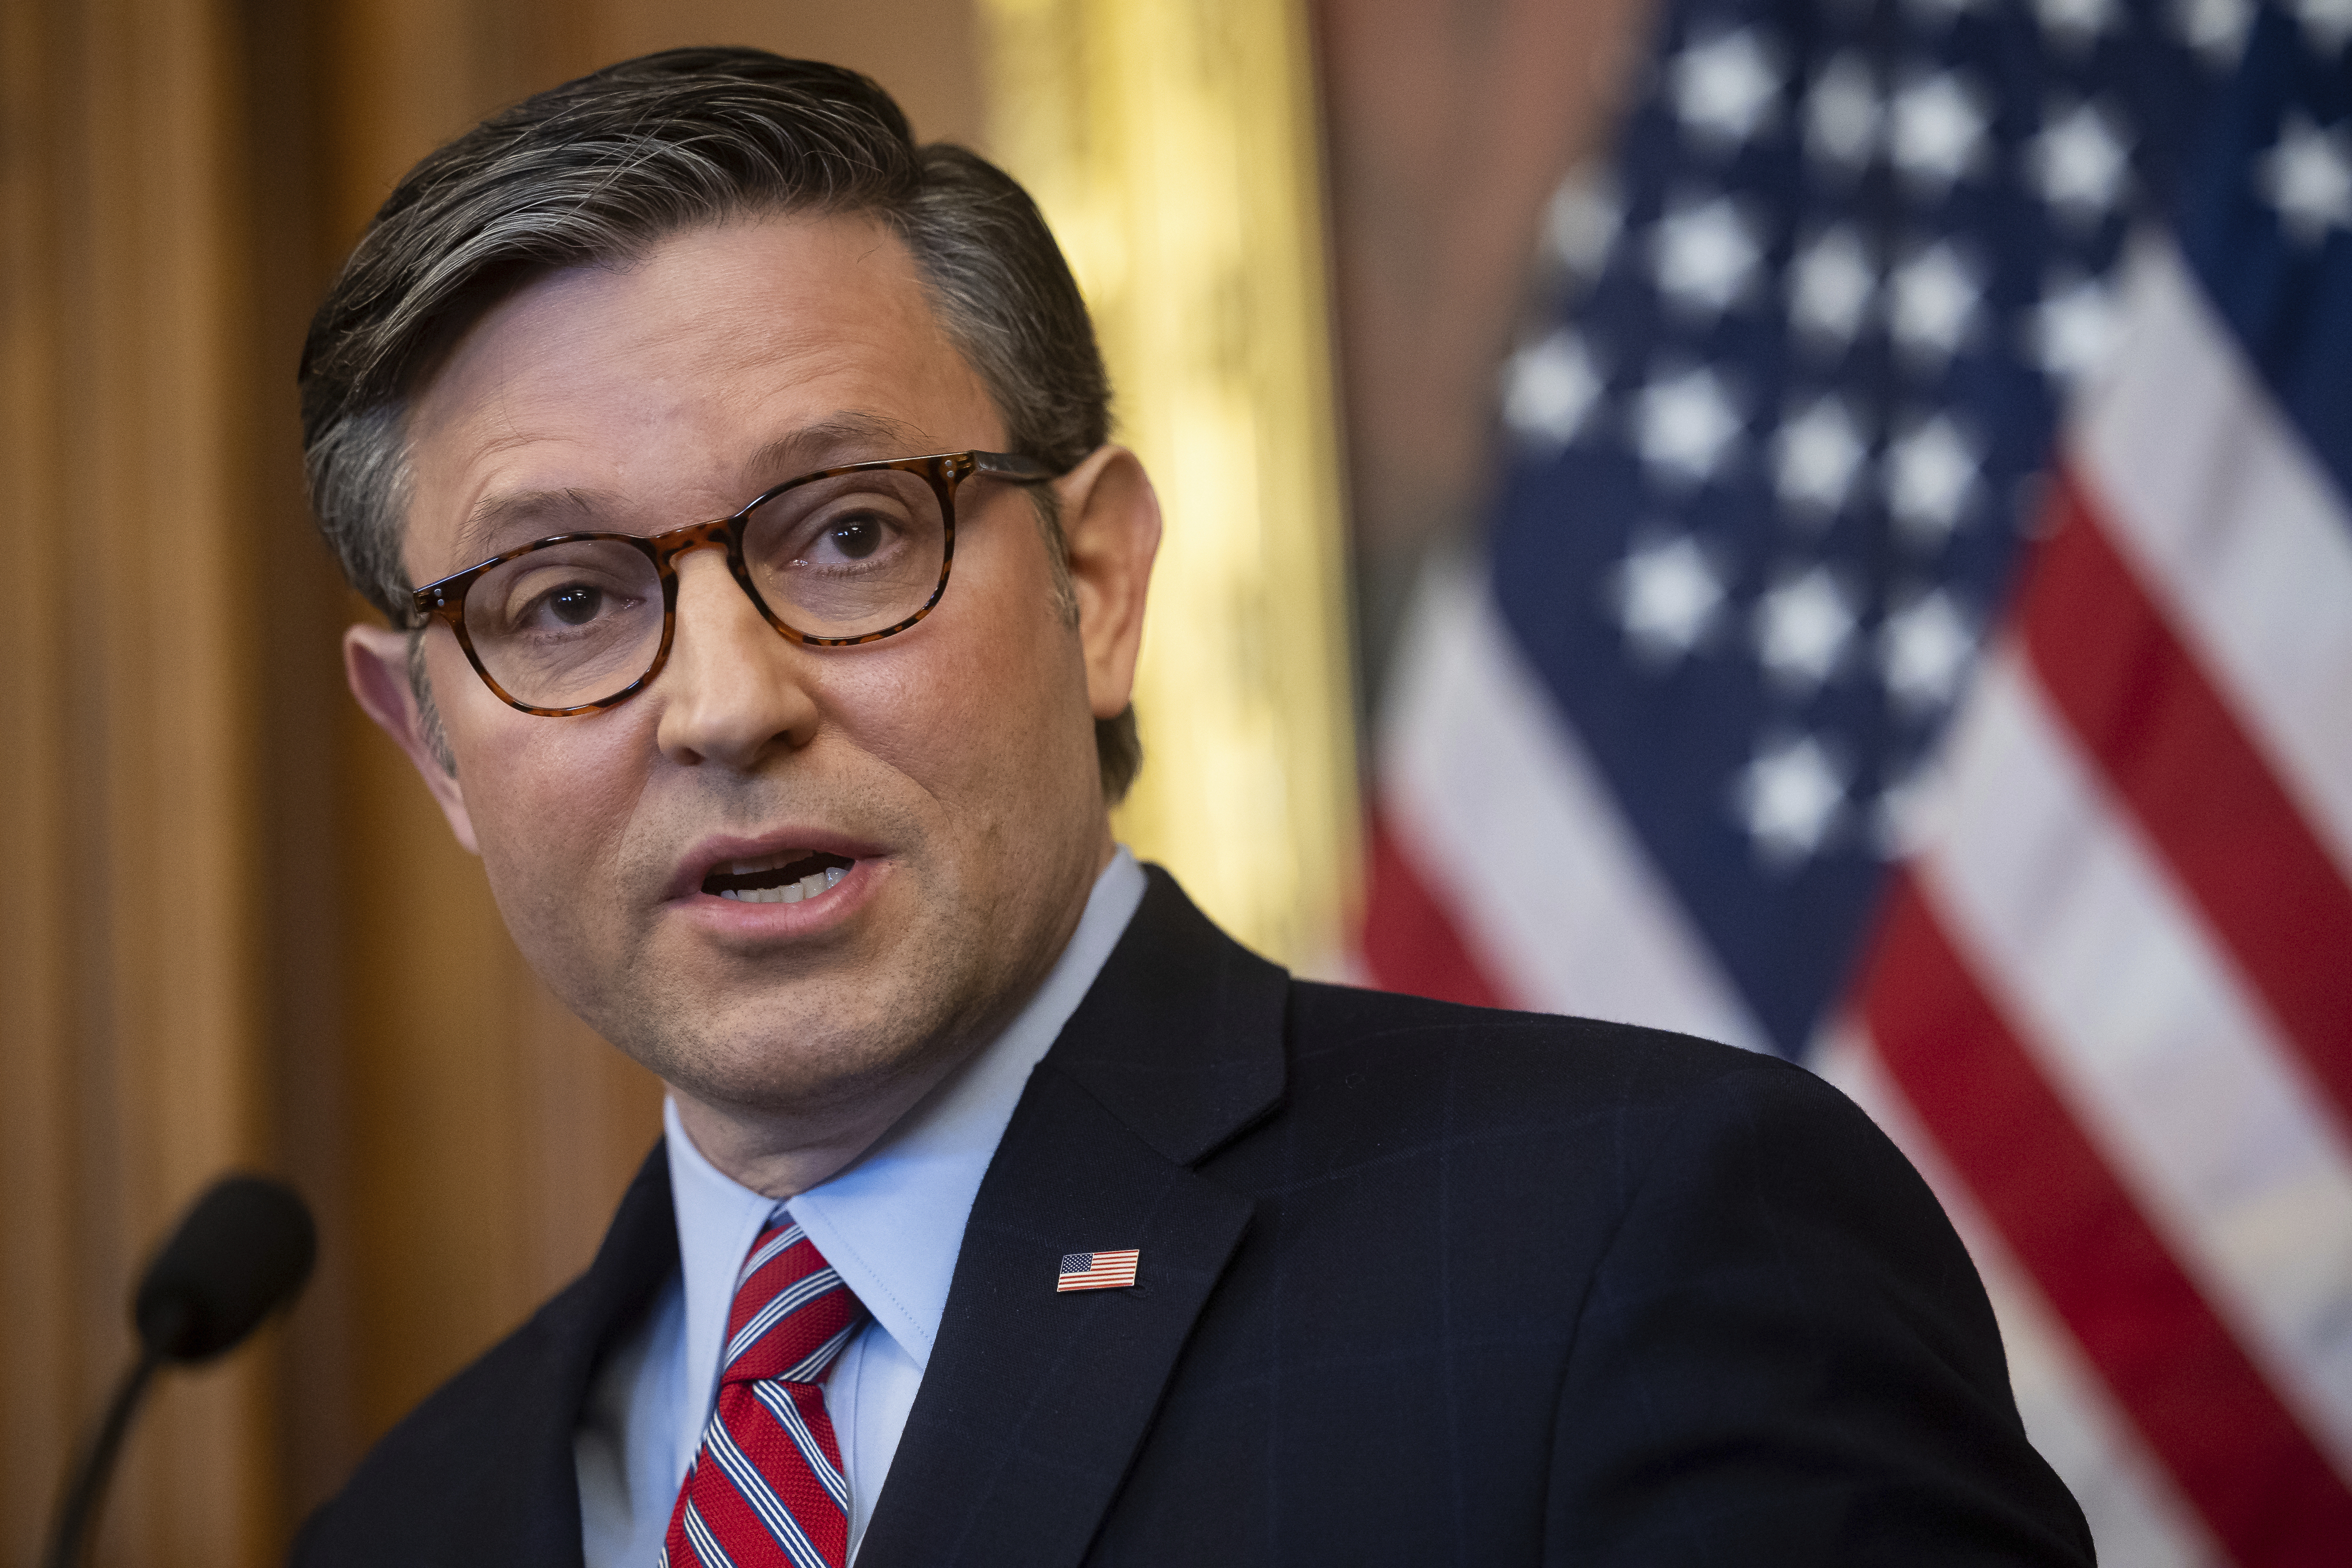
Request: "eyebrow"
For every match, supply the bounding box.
[450,486,619,566]
[447,410,943,567]
[737,411,938,492]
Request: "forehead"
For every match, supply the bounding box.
[400,213,998,567]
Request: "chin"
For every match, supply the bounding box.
[617,987,961,1117]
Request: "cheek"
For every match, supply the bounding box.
[457,715,647,928]
[847,591,1094,813]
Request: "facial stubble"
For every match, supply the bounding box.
[502,775,1094,1135]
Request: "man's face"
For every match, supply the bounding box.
[370,214,1145,1132]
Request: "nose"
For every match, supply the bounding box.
[653,544,821,769]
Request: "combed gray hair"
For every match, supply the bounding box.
[299,47,1140,799]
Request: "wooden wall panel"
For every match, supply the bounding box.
[1,0,85,1553]
[1,0,276,1560]
[586,0,987,146]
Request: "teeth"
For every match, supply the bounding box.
[731,855,796,876]
[711,855,853,903]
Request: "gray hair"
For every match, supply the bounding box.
[300,47,1140,799]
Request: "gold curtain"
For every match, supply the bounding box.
[981,0,1361,969]
[3,0,279,1557]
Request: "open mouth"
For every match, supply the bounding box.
[700,850,856,905]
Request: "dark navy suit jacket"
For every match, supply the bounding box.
[294,868,2094,1565]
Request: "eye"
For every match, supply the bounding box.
[825,516,885,562]
[548,584,604,625]
[740,471,941,596]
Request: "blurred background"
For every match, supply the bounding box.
[5,0,2347,1564]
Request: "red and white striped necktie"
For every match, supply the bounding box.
[662,1213,866,1568]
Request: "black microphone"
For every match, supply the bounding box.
[44,1174,317,1568]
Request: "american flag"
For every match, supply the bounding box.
[1362,0,2352,1560]
[1057,1249,1141,1292]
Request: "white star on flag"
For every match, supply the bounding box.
[1790,227,1879,352]
[1671,27,1785,151]
[2032,101,2133,226]
[1504,330,1603,448]
[2175,0,2255,68]
[1890,71,1990,193]
[1886,415,1982,546]
[1775,395,1872,520]
[1615,534,1727,663]
[2297,0,2352,54]
[1542,170,1622,280]
[1880,590,1976,711]
[1734,733,1847,866]
[1656,194,1766,317]
[2037,0,2117,51]
[2031,271,2120,381]
[2260,111,2352,246]
[1637,366,1745,484]
[1888,243,1984,367]
[1756,567,1860,691]
[1805,54,1883,175]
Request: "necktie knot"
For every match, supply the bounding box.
[721,1215,866,1388]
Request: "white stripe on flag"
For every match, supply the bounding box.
[1814,1026,2226,1568]
[1916,644,2352,1473]
[2079,239,2352,880]
[1381,559,1766,1048]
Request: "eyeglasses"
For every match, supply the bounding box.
[407,450,1056,716]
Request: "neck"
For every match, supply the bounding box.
[666,1063,961,1199]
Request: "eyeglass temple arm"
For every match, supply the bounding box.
[970,450,1058,483]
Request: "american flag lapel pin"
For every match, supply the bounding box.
[1057,1248,1140,1292]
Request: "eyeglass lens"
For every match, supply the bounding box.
[461,466,948,710]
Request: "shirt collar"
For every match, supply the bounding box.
[664,846,1148,1393]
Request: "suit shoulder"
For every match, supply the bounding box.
[1269,981,1901,1200]
[1287,979,1810,1103]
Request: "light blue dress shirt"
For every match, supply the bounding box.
[576,848,1147,1566]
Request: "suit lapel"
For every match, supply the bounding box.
[856,868,1288,1568]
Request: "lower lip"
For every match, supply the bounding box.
[676,858,881,938]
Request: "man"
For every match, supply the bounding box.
[295,47,2093,1567]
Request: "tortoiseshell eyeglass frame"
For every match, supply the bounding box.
[406,449,1058,717]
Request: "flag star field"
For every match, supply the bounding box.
[1365,0,2352,1559]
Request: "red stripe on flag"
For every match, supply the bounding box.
[1362,805,1507,1009]
[2019,472,2352,1131]
[1859,873,2352,1565]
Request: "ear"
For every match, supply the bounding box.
[345,622,481,855]
[1053,443,1161,720]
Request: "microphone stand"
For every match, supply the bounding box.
[42,1340,166,1568]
